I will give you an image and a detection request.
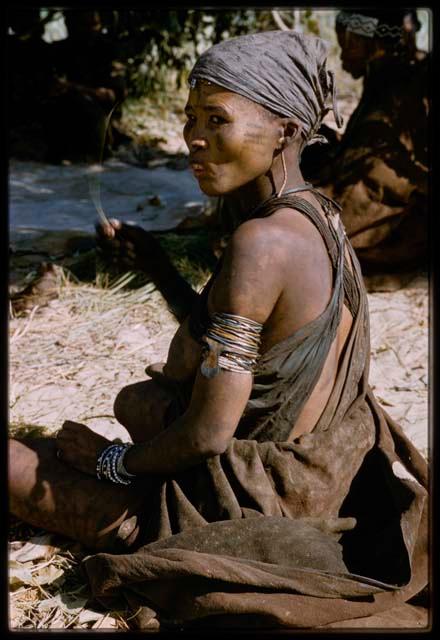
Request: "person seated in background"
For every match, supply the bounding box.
[300,9,429,280]
[9,30,428,630]
[43,10,127,163]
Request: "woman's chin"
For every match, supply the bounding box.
[196,179,226,197]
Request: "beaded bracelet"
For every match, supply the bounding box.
[96,443,136,486]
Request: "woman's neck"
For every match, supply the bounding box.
[225,150,305,220]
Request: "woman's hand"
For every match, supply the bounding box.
[96,218,198,322]
[95,218,162,273]
[93,86,116,104]
[56,421,112,477]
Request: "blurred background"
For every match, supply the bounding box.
[8,8,431,162]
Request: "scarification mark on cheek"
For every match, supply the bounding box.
[243,122,270,148]
[246,122,266,130]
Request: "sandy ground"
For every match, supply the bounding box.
[366,278,429,457]
[9,274,429,459]
[9,283,178,444]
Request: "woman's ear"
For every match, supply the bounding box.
[275,118,302,152]
[281,118,302,148]
[277,118,302,151]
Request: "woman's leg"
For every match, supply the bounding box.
[9,380,176,550]
[9,437,152,552]
[113,379,175,443]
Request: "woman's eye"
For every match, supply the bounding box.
[210,115,227,125]
[184,114,227,127]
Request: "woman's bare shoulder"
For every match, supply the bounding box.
[207,217,294,323]
[229,208,320,264]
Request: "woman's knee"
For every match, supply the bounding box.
[113,384,133,426]
[114,381,148,425]
[113,379,173,433]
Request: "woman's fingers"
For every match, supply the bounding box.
[95,218,121,240]
[125,241,137,262]
[95,220,157,271]
[109,218,122,230]
[60,420,87,432]
[119,225,163,260]
[57,422,90,446]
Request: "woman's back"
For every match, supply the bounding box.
[161,187,362,442]
[253,190,355,440]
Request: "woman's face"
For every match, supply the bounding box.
[336,25,372,78]
[183,83,281,196]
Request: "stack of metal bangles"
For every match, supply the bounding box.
[96,443,136,485]
[204,312,263,373]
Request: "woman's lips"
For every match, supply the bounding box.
[190,162,210,177]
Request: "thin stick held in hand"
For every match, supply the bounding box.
[88,101,121,227]
[89,178,110,227]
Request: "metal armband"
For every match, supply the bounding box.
[200,312,263,379]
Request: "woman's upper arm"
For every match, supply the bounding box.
[208,219,284,321]
[181,220,284,452]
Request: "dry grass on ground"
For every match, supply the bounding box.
[8,269,428,629]
[8,270,180,630]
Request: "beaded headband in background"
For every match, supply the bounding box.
[336,11,404,40]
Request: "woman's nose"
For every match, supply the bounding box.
[190,137,208,151]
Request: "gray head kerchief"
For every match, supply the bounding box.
[188,30,343,146]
